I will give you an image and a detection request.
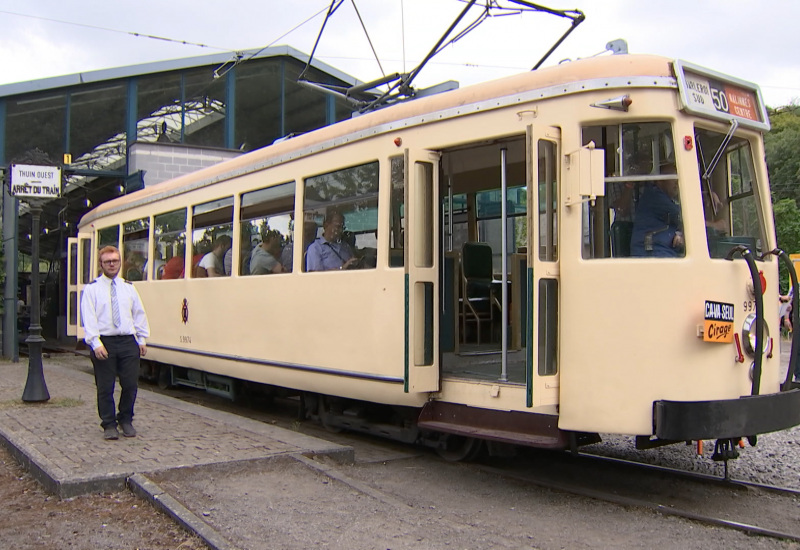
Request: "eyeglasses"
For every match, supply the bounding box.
[101,259,120,265]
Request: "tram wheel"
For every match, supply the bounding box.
[157,365,173,390]
[318,397,342,433]
[435,434,483,462]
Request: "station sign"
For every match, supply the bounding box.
[673,60,770,132]
[9,164,62,199]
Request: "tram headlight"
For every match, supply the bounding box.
[741,313,770,357]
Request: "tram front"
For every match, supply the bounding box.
[557,60,800,455]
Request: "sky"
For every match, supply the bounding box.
[1,0,798,108]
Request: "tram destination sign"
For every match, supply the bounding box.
[9,164,62,199]
[673,60,770,132]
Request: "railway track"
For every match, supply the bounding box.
[475,449,800,544]
[39,352,800,544]
[151,376,800,543]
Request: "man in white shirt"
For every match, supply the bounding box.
[198,235,232,277]
[81,246,150,440]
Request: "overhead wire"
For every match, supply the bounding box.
[0,9,230,51]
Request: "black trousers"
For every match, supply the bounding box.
[90,335,140,429]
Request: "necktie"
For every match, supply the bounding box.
[111,279,121,327]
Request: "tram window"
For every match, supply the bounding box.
[69,242,78,286]
[240,182,295,275]
[538,140,558,261]
[389,156,405,267]
[98,226,119,251]
[303,161,379,272]
[476,187,527,272]
[191,197,233,277]
[97,225,119,277]
[581,122,682,259]
[445,194,469,254]
[538,278,558,376]
[81,238,93,284]
[122,218,149,281]
[154,208,187,280]
[414,161,434,268]
[695,128,764,258]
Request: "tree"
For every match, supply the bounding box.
[773,198,800,292]
[766,104,800,204]
[766,104,800,290]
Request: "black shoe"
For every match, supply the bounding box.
[119,423,136,438]
[104,426,119,440]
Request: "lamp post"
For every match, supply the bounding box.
[21,199,49,402]
[9,160,61,403]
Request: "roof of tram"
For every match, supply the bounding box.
[1,45,364,263]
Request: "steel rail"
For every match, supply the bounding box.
[577,450,800,498]
[477,462,800,544]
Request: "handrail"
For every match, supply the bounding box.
[760,248,799,391]
[725,245,763,395]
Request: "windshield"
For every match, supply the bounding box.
[695,127,765,258]
[582,122,682,259]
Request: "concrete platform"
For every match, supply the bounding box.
[0,355,352,499]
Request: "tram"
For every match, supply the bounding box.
[67,53,800,461]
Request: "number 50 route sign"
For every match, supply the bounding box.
[673,59,770,132]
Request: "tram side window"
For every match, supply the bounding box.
[154,208,187,280]
[81,238,93,284]
[97,226,120,277]
[191,197,233,277]
[389,156,405,267]
[122,218,149,281]
[581,122,683,259]
[240,182,295,275]
[695,127,764,259]
[303,161,379,272]
[538,140,558,261]
[477,187,527,271]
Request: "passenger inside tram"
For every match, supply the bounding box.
[197,235,232,277]
[305,211,359,271]
[280,220,317,272]
[630,163,684,258]
[703,189,728,235]
[250,230,286,275]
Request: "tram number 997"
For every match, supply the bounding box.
[743,300,755,313]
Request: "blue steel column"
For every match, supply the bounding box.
[326,94,336,125]
[224,68,235,149]
[64,92,72,155]
[180,73,186,143]
[126,78,137,184]
[279,61,286,138]
[0,98,19,360]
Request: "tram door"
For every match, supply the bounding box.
[530,128,563,407]
[557,143,637,433]
[405,149,440,392]
[65,235,92,339]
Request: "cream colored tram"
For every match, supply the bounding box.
[67,54,800,460]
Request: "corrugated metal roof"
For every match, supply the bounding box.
[0,44,362,98]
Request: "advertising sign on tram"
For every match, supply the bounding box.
[673,60,770,132]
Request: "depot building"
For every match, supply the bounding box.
[0,46,362,357]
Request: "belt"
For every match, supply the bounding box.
[100,334,135,338]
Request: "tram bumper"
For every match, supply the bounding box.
[653,389,800,440]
